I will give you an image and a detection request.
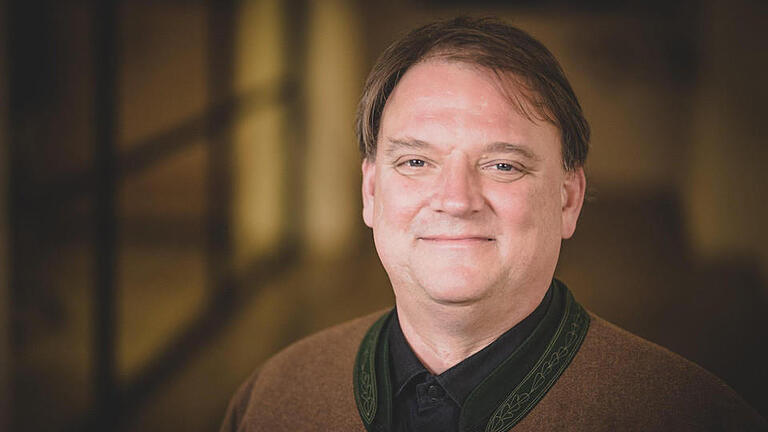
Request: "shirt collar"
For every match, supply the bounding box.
[388,284,554,406]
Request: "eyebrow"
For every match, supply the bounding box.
[482,141,540,162]
[382,137,432,157]
[383,137,540,162]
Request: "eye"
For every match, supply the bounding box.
[395,158,430,169]
[485,161,521,172]
[481,160,527,181]
[393,156,433,176]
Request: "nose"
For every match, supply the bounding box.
[429,157,484,216]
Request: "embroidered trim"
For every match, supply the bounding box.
[485,299,589,432]
[354,312,390,426]
[357,331,377,423]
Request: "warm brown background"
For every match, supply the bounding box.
[1,1,766,431]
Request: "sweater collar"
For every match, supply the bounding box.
[387,285,554,407]
[353,279,590,432]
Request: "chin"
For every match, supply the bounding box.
[415,270,495,305]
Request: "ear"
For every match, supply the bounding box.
[361,159,376,228]
[560,167,586,239]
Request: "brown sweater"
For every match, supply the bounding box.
[221,310,767,431]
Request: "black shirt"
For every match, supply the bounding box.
[387,286,553,432]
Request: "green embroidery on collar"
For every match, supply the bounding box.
[353,280,590,432]
[484,295,589,432]
[354,311,392,426]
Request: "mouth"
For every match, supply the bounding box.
[418,235,495,244]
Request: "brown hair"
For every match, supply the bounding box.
[355,16,590,171]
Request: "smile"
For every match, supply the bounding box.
[418,236,495,244]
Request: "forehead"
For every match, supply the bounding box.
[380,60,559,156]
[383,60,514,120]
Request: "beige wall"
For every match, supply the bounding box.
[232,0,287,268]
[303,0,364,258]
[116,2,210,381]
[685,0,768,282]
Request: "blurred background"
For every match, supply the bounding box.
[1,0,767,430]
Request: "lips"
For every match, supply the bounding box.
[418,235,494,242]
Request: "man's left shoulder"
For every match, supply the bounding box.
[525,312,768,431]
[575,313,745,401]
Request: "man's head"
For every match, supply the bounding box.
[358,17,588,311]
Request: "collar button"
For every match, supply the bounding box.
[427,384,445,400]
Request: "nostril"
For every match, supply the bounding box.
[430,189,483,216]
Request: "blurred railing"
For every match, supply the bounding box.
[7,1,307,431]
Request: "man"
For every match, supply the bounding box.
[221,17,767,431]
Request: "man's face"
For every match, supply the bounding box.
[362,60,585,308]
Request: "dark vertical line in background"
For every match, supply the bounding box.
[6,2,58,430]
[3,3,14,426]
[5,4,26,431]
[283,0,309,250]
[0,1,10,430]
[92,0,119,426]
[206,0,236,298]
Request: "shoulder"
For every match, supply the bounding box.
[257,309,385,384]
[219,309,388,432]
[579,313,722,384]
[523,312,767,431]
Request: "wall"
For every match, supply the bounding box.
[685,0,768,283]
[303,0,364,258]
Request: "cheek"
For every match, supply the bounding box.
[489,186,538,229]
[525,181,564,241]
[490,181,560,235]
[373,174,425,229]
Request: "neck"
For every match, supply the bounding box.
[395,287,547,375]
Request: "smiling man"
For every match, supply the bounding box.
[221,17,766,432]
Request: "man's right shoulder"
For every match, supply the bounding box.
[219,308,389,432]
[260,308,386,378]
